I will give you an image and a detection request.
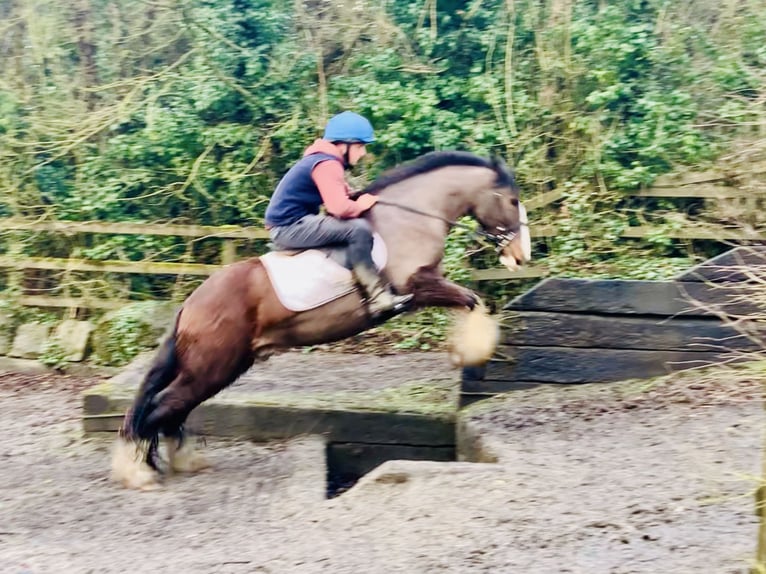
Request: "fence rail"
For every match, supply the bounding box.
[2,171,764,309]
[0,218,269,239]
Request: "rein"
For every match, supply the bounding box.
[375,199,521,252]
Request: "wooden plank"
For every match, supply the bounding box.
[0,218,269,239]
[461,347,729,390]
[675,246,766,282]
[635,184,743,198]
[502,311,761,351]
[327,443,455,480]
[527,224,557,238]
[476,223,763,246]
[0,256,221,275]
[652,170,725,187]
[525,189,564,211]
[221,240,237,265]
[83,395,455,446]
[82,413,127,431]
[459,386,543,407]
[635,162,766,188]
[505,278,761,317]
[462,365,487,382]
[460,384,541,400]
[0,216,557,241]
[203,403,455,445]
[471,266,545,281]
[458,392,496,408]
[17,295,132,309]
[1,218,757,243]
[620,226,766,241]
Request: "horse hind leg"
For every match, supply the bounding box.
[110,434,163,491]
[112,292,257,488]
[162,420,210,474]
[111,330,180,490]
[159,352,257,474]
[113,363,242,489]
[139,374,219,473]
[110,382,187,491]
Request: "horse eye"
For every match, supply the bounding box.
[510,197,519,207]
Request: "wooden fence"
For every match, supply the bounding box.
[0,220,271,309]
[461,246,766,404]
[2,164,764,310]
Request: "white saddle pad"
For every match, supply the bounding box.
[260,235,388,312]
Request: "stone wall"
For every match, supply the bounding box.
[0,300,177,368]
[7,319,94,362]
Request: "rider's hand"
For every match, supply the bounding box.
[355,193,378,212]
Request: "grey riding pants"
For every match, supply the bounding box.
[269,214,375,268]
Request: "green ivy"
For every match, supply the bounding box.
[91,302,175,366]
[0,0,763,320]
[39,340,69,372]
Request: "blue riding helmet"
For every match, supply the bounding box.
[323,111,376,143]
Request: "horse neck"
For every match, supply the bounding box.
[377,165,493,223]
[372,166,496,289]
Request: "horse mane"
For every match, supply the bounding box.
[364,151,515,194]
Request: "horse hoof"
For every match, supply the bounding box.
[167,438,211,473]
[172,449,211,473]
[449,304,499,367]
[111,437,163,490]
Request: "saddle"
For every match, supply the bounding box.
[260,234,388,312]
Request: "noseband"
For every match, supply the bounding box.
[375,199,522,254]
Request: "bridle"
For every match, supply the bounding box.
[374,197,524,254]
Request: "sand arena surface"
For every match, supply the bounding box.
[0,352,760,573]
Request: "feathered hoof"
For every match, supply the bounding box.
[448,302,500,367]
[167,438,211,474]
[110,436,162,491]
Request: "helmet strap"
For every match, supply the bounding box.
[342,145,351,170]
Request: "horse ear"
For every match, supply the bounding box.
[489,153,517,188]
[490,154,507,170]
[489,153,510,174]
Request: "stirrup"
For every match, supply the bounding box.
[366,292,414,321]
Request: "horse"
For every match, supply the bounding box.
[111,150,531,489]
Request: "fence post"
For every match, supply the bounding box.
[6,231,25,297]
[221,240,237,265]
[757,417,766,572]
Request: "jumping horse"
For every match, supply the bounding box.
[112,150,531,489]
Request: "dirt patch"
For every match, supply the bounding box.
[464,368,763,573]
[0,354,762,573]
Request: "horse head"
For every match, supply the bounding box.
[365,151,531,281]
[470,155,531,272]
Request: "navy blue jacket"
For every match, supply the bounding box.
[264,153,340,227]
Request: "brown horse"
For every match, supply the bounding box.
[111,151,530,489]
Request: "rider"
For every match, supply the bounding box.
[264,111,413,320]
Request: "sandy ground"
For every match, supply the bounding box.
[0,352,761,574]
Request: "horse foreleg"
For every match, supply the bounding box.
[447,302,500,366]
[406,265,499,366]
[405,264,478,309]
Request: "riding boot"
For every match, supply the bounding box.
[352,263,414,321]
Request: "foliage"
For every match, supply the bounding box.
[0,296,60,345]
[39,340,69,372]
[91,301,175,366]
[0,0,764,335]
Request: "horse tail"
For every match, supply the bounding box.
[123,309,182,439]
